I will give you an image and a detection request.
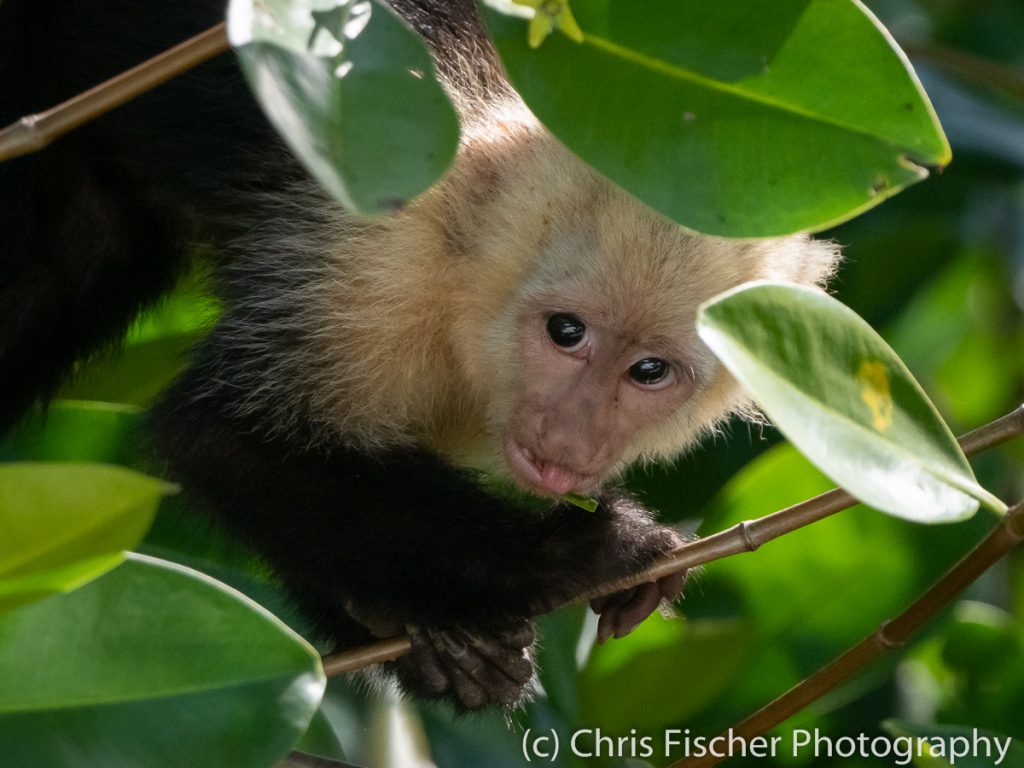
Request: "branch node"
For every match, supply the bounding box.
[739,520,761,552]
[874,620,903,650]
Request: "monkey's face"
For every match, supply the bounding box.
[439,118,839,497]
[500,301,701,496]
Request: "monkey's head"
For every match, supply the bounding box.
[441,115,840,497]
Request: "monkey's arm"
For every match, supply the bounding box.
[149,366,683,707]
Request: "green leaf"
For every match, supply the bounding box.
[291,707,348,761]
[228,0,459,214]
[534,606,588,720]
[59,333,199,406]
[563,492,599,512]
[482,0,950,236]
[883,721,1024,768]
[0,464,172,614]
[580,614,757,731]
[0,555,325,768]
[697,282,1004,522]
[0,401,142,464]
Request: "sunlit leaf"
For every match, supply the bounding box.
[482,0,950,236]
[0,555,325,768]
[697,282,1004,522]
[0,464,172,614]
[228,0,459,214]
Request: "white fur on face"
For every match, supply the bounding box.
[211,77,840,495]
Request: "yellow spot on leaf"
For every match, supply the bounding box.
[858,360,894,431]
[512,0,584,48]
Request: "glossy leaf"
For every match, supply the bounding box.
[228,0,459,214]
[697,282,1003,522]
[482,0,950,236]
[0,464,171,614]
[0,555,325,768]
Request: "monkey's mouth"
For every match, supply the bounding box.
[502,436,597,497]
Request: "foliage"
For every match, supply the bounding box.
[228,0,459,214]
[0,555,325,768]
[1,0,1022,766]
[697,282,1002,521]
[483,0,950,236]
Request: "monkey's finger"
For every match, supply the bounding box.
[464,630,534,685]
[405,627,451,695]
[438,630,526,707]
[590,586,635,617]
[594,589,635,645]
[431,632,489,710]
[495,618,536,652]
[610,581,662,639]
[659,569,687,602]
[459,642,529,706]
[589,593,614,614]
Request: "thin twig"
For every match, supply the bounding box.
[901,40,1024,100]
[321,403,1024,676]
[2,14,1021,165]
[0,24,229,163]
[322,635,413,677]
[274,752,359,768]
[669,501,1024,768]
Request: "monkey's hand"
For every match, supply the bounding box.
[589,568,686,644]
[346,599,537,710]
[399,621,536,710]
[533,491,688,644]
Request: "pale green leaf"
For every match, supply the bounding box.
[697,282,1003,522]
[0,464,173,613]
[228,0,459,214]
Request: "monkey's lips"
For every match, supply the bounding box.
[503,437,596,496]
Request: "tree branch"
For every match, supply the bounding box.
[321,403,1024,675]
[0,23,228,163]
[668,500,1024,768]
[901,40,1024,100]
[5,18,1022,166]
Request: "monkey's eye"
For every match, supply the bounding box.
[546,313,587,351]
[628,357,674,389]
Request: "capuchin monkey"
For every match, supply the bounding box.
[0,0,839,708]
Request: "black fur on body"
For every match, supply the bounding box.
[0,0,719,709]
